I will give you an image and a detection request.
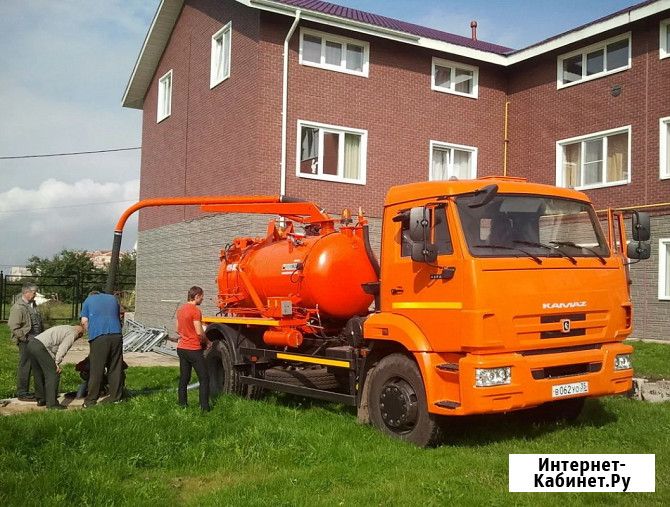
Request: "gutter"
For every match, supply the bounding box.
[280,10,301,196]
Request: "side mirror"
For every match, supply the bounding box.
[411,243,438,263]
[627,242,651,260]
[409,207,428,242]
[632,212,650,242]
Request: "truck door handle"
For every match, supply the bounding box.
[390,287,404,295]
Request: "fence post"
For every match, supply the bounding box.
[0,270,4,320]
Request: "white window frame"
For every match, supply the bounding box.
[660,116,670,179]
[299,28,369,77]
[557,33,631,89]
[210,22,232,88]
[659,238,670,300]
[660,19,670,59]
[431,58,479,98]
[556,126,631,190]
[157,70,173,123]
[429,141,478,181]
[296,120,367,185]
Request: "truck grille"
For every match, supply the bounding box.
[540,313,586,339]
[531,362,602,380]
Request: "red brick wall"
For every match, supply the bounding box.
[139,3,508,229]
[507,16,670,210]
[140,0,263,230]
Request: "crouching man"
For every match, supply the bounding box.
[26,325,85,410]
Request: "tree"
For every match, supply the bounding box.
[27,250,102,303]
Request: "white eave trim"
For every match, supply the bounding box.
[122,0,185,109]
[506,0,670,64]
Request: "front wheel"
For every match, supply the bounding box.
[368,353,443,447]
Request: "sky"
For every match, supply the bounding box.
[0,0,641,269]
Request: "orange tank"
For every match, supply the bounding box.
[217,227,378,320]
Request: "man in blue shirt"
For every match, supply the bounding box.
[80,291,124,407]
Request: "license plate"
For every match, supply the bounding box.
[552,381,589,398]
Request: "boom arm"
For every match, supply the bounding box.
[105,195,331,294]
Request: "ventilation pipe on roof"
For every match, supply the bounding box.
[471,21,477,41]
[281,10,302,196]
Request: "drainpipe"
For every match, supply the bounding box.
[503,101,510,176]
[280,10,302,196]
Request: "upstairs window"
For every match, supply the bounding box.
[430,141,477,180]
[558,33,630,88]
[299,29,369,77]
[157,70,172,123]
[661,19,670,59]
[660,117,670,179]
[210,22,231,88]
[297,121,367,185]
[557,127,630,189]
[432,58,478,98]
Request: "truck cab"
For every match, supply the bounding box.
[361,177,648,444]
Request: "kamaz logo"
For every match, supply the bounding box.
[542,301,587,309]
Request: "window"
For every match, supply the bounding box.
[430,141,477,181]
[297,121,367,184]
[157,70,172,122]
[432,58,478,98]
[558,33,630,88]
[557,127,630,189]
[211,23,231,88]
[661,117,670,179]
[661,19,670,59]
[660,239,670,300]
[299,29,369,77]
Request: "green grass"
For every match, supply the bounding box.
[628,340,670,379]
[1,325,668,506]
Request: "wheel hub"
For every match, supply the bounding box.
[379,379,418,432]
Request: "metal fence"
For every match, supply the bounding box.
[0,271,135,323]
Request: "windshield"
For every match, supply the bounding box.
[455,194,610,260]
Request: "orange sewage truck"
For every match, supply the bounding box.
[107,177,651,446]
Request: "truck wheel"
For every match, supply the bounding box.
[368,353,443,447]
[206,340,261,399]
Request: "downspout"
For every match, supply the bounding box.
[280,10,302,196]
[503,101,510,176]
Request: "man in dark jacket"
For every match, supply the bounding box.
[7,283,43,401]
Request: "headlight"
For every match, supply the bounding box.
[475,367,511,387]
[614,354,632,371]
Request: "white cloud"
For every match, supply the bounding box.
[0,179,139,266]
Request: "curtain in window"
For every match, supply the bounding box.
[431,148,449,180]
[453,149,471,179]
[563,143,580,187]
[434,66,451,88]
[606,132,627,182]
[301,127,319,161]
[343,133,360,179]
[325,41,342,66]
[666,244,670,297]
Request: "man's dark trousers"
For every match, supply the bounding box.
[16,339,33,397]
[26,339,60,407]
[85,333,124,405]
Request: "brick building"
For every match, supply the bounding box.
[123,0,670,339]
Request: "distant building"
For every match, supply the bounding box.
[8,266,31,281]
[85,250,126,269]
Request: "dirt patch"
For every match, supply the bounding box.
[0,340,178,416]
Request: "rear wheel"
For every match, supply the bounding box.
[368,353,443,447]
[206,340,261,399]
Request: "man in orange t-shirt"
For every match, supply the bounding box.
[176,286,211,411]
